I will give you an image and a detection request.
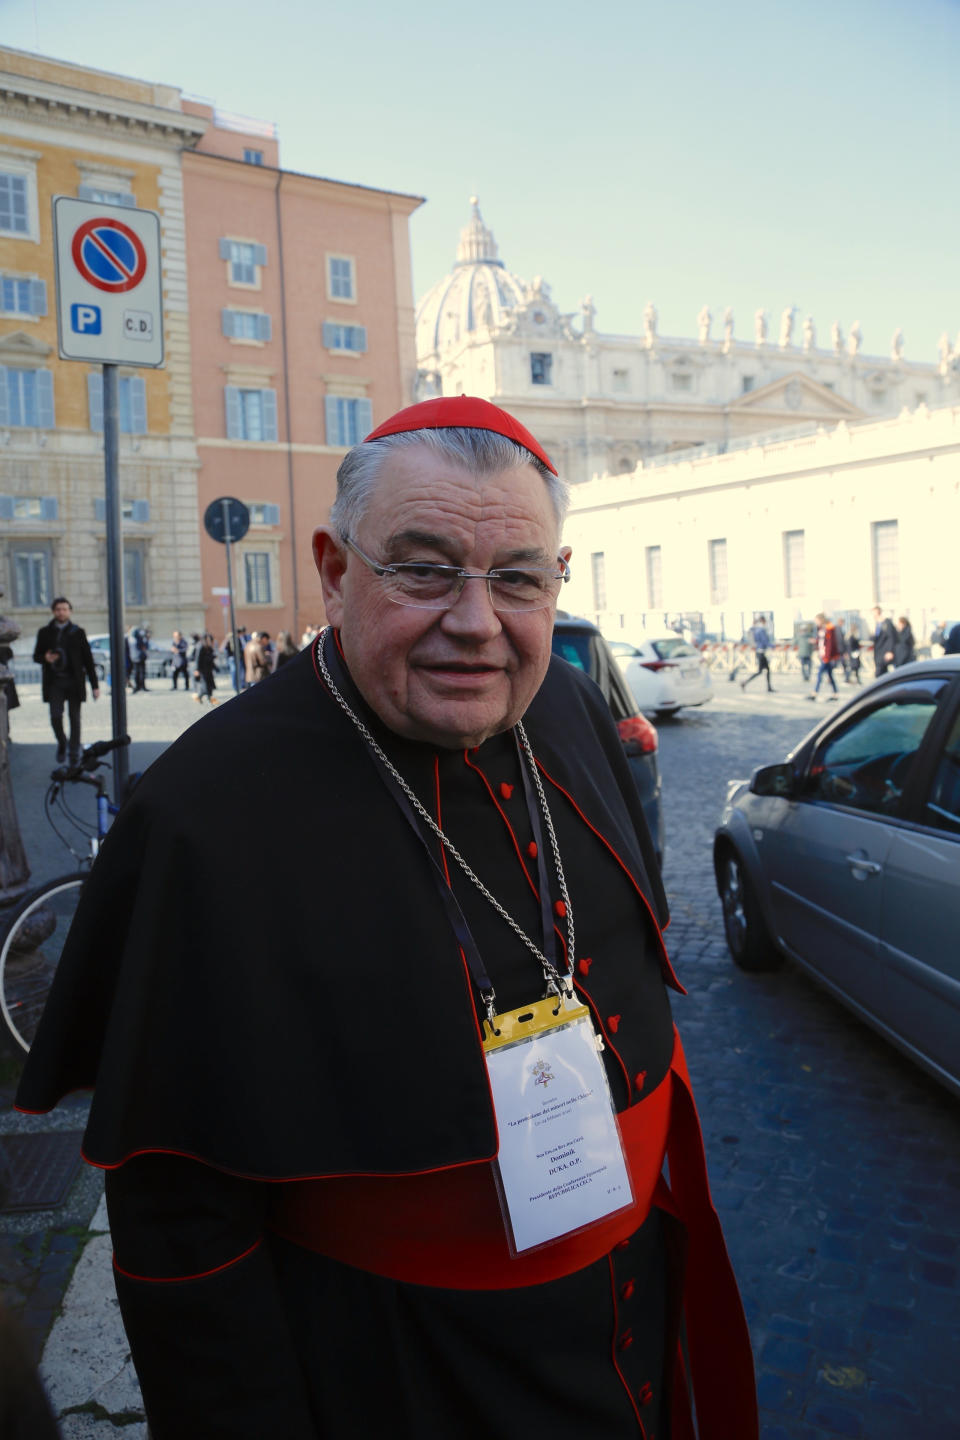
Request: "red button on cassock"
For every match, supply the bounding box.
[554,900,566,918]
[621,1279,635,1301]
[617,1329,634,1351]
[499,782,514,800]
[527,841,538,859]
[634,1071,647,1094]
[638,1382,653,1407]
[577,957,592,977]
[607,1014,621,1034]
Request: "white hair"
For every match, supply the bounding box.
[329,426,569,539]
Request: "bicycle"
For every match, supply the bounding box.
[0,734,131,1053]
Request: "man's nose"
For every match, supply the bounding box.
[439,577,503,639]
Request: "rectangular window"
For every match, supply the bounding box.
[11,496,57,520]
[124,546,146,606]
[77,184,135,208]
[530,352,553,385]
[590,552,607,612]
[645,546,662,610]
[248,502,281,525]
[94,498,150,523]
[671,372,692,392]
[219,239,268,286]
[87,373,147,434]
[244,552,272,604]
[1,276,46,316]
[741,376,755,393]
[243,149,264,166]
[0,172,29,235]
[12,547,51,607]
[0,367,55,428]
[611,369,629,392]
[708,538,728,605]
[328,256,355,301]
[224,386,278,442]
[322,322,367,353]
[872,520,899,604]
[783,529,805,598]
[222,309,272,341]
[324,395,373,447]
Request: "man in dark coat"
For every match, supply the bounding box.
[32,596,99,763]
[17,398,756,1440]
[871,605,896,677]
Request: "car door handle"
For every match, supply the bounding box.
[845,852,882,875]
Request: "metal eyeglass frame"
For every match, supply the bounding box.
[341,535,571,612]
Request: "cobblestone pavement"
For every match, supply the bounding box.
[657,676,960,1440]
[2,670,959,1438]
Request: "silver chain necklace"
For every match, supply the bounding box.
[315,629,575,1012]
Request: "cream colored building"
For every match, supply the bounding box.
[560,403,960,642]
[0,47,206,643]
[416,201,960,487]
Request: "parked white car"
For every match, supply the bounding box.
[607,634,714,717]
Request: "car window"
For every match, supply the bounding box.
[552,631,591,672]
[924,710,960,835]
[807,678,949,815]
[652,638,698,660]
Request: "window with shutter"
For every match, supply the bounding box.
[0,367,7,427]
[0,496,13,521]
[128,377,147,435]
[36,370,54,429]
[265,503,280,525]
[94,498,106,521]
[131,500,150,523]
[261,389,278,442]
[327,256,355,301]
[225,386,242,439]
[257,314,272,342]
[40,497,58,520]
[325,396,372,447]
[77,184,135,207]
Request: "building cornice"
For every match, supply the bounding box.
[0,71,207,147]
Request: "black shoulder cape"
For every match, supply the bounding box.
[16,644,670,1179]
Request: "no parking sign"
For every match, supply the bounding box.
[53,197,164,366]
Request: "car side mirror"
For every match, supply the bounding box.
[749,762,796,798]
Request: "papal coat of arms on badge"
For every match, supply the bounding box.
[532,1059,554,1088]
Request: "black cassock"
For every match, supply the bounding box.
[17,642,756,1439]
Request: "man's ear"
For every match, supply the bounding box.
[312,527,347,627]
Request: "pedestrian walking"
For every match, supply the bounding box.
[796,623,813,682]
[807,612,840,701]
[945,622,960,656]
[170,630,190,691]
[32,597,100,763]
[17,395,757,1440]
[871,606,896,678]
[740,614,775,692]
[243,631,271,685]
[274,631,299,669]
[192,634,219,705]
[132,626,150,692]
[834,619,851,683]
[848,625,862,684]
[893,615,916,668]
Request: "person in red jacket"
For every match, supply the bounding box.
[808,611,840,701]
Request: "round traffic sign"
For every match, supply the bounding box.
[204,497,250,544]
[72,217,147,293]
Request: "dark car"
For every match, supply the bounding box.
[552,613,664,866]
[714,657,960,1097]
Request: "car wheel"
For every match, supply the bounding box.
[718,848,781,972]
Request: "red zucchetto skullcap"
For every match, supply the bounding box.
[363,396,558,476]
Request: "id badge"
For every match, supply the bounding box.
[483,993,633,1255]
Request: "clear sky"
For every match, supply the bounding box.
[3,0,957,361]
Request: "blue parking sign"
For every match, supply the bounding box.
[70,302,102,334]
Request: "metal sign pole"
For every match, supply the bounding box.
[103,363,129,802]
[221,497,242,696]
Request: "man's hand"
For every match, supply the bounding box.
[44,650,59,664]
[92,688,100,700]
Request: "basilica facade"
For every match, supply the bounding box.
[416,201,960,486]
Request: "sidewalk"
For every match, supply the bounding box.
[1,679,232,1436]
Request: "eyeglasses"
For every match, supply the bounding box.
[343,536,570,613]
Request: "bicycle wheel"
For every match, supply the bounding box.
[0,874,85,1053]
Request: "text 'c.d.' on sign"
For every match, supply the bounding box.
[53,197,164,367]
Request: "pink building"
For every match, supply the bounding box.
[181,104,423,643]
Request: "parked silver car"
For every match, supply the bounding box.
[714,657,960,1097]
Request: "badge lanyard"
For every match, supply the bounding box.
[315,631,633,1252]
[315,629,574,1022]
